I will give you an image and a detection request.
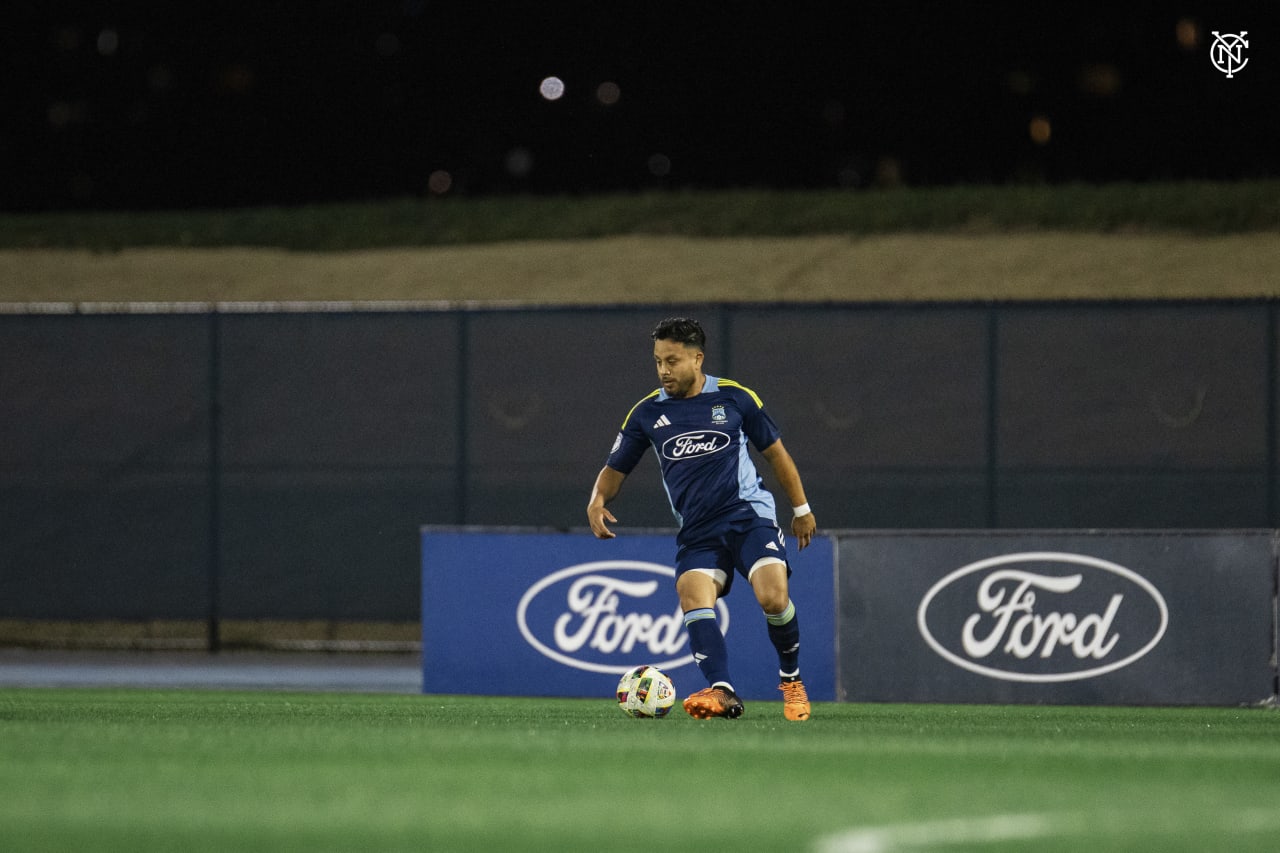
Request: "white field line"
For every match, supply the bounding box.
[813,813,1062,853]
[813,808,1280,853]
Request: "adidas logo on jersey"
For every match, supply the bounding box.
[766,542,779,551]
[653,414,672,429]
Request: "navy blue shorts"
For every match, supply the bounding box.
[675,516,790,596]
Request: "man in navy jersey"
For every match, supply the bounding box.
[587,317,817,721]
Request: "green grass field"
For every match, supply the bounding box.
[2,689,1279,851]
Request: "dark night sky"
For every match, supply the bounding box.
[3,1,1275,211]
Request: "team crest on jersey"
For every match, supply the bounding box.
[710,405,727,424]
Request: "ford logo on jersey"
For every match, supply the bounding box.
[661,430,731,460]
[516,560,731,674]
[917,552,1169,683]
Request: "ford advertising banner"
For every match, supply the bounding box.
[839,531,1276,705]
[422,530,836,702]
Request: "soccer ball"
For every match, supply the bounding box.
[616,665,677,718]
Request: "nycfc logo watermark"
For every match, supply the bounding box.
[917,552,1169,683]
[516,560,730,674]
[1210,31,1249,78]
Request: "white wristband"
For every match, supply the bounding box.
[792,502,812,518]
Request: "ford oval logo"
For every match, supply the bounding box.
[516,560,731,674]
[661,430,732,461]
[917,552,1169,683]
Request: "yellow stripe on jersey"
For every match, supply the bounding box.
[620,389,662,428]
[716,379,764,408]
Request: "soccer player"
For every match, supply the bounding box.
[587,317,817,721]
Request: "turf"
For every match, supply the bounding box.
[2,689,1278,852]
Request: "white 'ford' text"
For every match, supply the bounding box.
[961,569,1122,660]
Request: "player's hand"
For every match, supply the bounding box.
[588,504,617,539]
[792,512,816,551]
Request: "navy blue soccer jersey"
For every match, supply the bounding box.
[605,375,782,542]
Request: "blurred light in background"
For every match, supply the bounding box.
[216,64,255,94]
[48,101,89,129]
[55,28,80,52]
[595,81,621,106]
[8,6,1276,211]
[1005,70,1035,96]
[1176,18,1202,51]
[427,170,453,195]
[874,156,903,187]
[836,162,862,188]
[148,65,174,93]
[1029,115,1052,145]
[505,147,534,178]
[1078,63,1121,97]
[539,76,565,101]
[96,29,119,57]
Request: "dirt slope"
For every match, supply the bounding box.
[1,233,1276,305]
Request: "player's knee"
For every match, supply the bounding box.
[748,561,787,608]
[679,589,712,612]
[750,577,789,613]
[677,570,721,611]
[755,588,789,614]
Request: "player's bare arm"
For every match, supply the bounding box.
[760,439,816,550]
[587,465,628,539]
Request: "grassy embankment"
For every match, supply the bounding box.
[1,182,1277,304]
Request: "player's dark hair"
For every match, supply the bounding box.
[652,317,706,351]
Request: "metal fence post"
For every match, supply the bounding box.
[207,308,223,652]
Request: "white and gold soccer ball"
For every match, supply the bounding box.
[616,665,677,718]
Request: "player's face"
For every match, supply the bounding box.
[653,339,704,399]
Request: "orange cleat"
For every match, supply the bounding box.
[779,680,810,721]
[682,686,744,719]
